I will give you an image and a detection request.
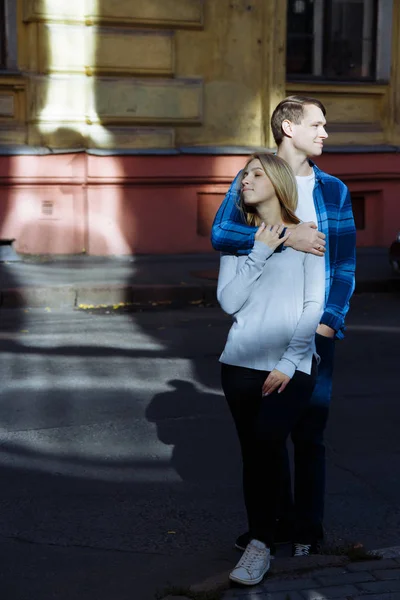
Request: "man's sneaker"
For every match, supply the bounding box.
[292,542,318,556]
[229,539,270,586]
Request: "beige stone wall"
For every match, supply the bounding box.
[0,0,399,149]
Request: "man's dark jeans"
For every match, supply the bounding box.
[221,359,318,547]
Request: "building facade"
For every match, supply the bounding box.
[0,0,399,255]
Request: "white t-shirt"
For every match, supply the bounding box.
[296,173,317,224]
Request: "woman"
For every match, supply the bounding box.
[217,153,325,586]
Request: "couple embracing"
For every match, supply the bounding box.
[212,95,356,586]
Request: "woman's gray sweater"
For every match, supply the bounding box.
[217,241,325,378]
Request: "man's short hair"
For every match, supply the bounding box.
[271,95,327,146]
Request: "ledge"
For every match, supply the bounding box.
[0,145,399,156]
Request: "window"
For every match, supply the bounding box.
[0,0,17,71]
[287,0,392,82]
[351,195,366,230]
[0,0,6,68]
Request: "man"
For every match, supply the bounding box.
[211,95,356,558]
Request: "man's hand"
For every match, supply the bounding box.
[262,369,290,396]
[316,324,335,338]
[284,222,326,256]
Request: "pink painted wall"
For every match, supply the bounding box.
[0,152,399,255]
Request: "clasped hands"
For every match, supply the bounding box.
[255,221,326,256]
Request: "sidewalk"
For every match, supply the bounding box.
[165,546,400,600]
[0,247,399,309]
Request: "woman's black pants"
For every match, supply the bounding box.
[221,360,317,547]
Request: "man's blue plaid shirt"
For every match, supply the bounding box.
[211,163,356,339]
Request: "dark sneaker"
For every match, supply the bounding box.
[292,542,318,556]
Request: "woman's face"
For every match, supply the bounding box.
[241,159,275,207]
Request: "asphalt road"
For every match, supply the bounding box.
[0,294,399,599]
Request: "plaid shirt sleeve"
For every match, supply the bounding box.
[320,186,356,337]
[211,171,257,255]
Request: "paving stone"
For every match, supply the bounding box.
[357,579,400,593]
[270,593,304,600]
[373,568,400,580]
[351,594,400,600]
[270,554,349,575]
[300,584,359,599]
[347,558,398,571]
[307,567,348,578]
[315,570,375,586]
[259,577,318,593]
[224,590,303,599]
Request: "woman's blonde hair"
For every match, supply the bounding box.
[239,153,300,227]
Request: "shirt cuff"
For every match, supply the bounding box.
[274,358,296,379]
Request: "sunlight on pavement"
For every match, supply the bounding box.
[0,317,226,483]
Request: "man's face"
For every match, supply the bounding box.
[289,104,328,157]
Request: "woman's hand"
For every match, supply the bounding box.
[262,369,290,396]
[255,223,291,251]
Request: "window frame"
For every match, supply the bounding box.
[286,0,393,84]
[0,0,18,72]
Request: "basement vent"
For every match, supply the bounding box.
[42,200,54,216]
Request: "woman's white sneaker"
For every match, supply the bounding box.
[229,539,270,586]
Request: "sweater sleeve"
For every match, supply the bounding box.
[217,242,274,315]
[274,253,325,378]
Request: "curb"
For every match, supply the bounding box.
[189,555,351,597]
[0,278,399,309]
[161,547,400,599]
[0,283,218,309]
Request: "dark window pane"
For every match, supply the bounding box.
[352,195,366,230]
[0,0,6,68]
[287,0,316,76]
[287,0,378,82]
[324,0,376,80]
